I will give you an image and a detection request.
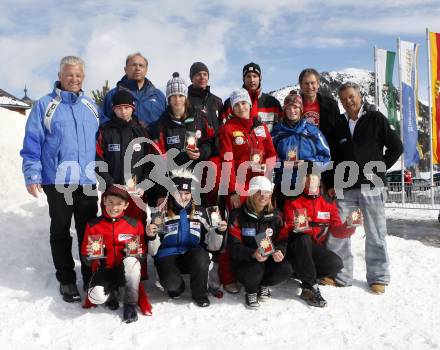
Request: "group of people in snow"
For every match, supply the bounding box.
[20,53,403,323]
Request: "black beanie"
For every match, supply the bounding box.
[112,90,135,110]
[242,62,261,80]
[190,62,209,81]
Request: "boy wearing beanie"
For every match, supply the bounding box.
[220,62,282,132]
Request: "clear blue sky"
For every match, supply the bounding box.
[1,0,439,102]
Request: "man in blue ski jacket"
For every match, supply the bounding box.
[20,56,100,303]
[102,52,166,136]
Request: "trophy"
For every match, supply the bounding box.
[87,234,105,260]
[126,175,137,194]
[125,235,142,257]
[185,131,198,152]
[293,208,309,232]
[287,147,298,161]
[206,206,222,228]
[151,211,165,233]
[250,148,265,173]
[255,232,275,257]
[346,209,363,227]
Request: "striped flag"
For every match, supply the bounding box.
[375,48,399,132]
[398,39,420,167]
[429,31,440,164]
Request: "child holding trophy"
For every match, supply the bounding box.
[228,176,292,309]
[147,169,227,307]
[271,93,330,208]
[96,89,156,221]
[81,185,152,323]
[282,171,361,307]
[217,88,277,294]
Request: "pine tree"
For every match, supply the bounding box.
[91,80,110,106]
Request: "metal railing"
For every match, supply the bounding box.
[385,182,440,209]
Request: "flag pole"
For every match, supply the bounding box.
[397,37,405,204]
[426,28,435,206]
[374,46,379,107]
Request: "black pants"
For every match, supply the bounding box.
[233,257,293,294]
[43,185,98,285]
[287,234,343,287]
[156,246,210,300]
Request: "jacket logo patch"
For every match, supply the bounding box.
[265,228,273,236]
[108,144,120,152]
[133,143,141,152]
[167,136,180,144]
[242,227,256,237]
[232,131,244,137]
[339,138,347,144]
[190,222,201,229]
[234,136,244,145]
[254,126,266,137]
[195,130,202,139]
[118,234,133,241]
[317,212,330,220]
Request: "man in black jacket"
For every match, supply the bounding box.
[325,82,403,295]
[298,68,340,189]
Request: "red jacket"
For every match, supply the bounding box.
[281,193,355,245]
[219,116,276,195]
[81,211,146,270]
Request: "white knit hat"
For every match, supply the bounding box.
[248,176,274,195]
[166,72,188,99]
[230,88,252,109]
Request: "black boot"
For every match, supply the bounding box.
[105,292,119,310]
[123,304,138,323]
[167,280,185,300]
[300,284,327,307]
[193,296,210,307]
[59,283,81,303]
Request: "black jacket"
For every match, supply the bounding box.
[156,107,213,167]
[332,107,403,189]
[188,85,223,155]
[96,115,152,190]
[227,206,287,261]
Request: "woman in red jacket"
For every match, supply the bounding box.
[282,172,356,307]
[216,88,277,293]
[218,88,277,209]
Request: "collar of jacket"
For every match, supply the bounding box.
[165,107,196,126]
[102,207,125,221]
[117,75,153,92]
[109,114,139,128]
[229,115,258,131]
[242,203,274,221]
[302,191,321,200]
[53,81,84,104]
[188,84,211,98]
[280,118,306,133]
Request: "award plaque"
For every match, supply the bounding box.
[185,131,198,152]
[293,208,309,232]
[125,235,142,257]
[250,148,265,172]
[126,175,137,194]
[151,211,165,233]
[347,209,363,227]
[87,234,105,260]
[206,206,221,227]
[255,232,275,257]
[287,147,298,161]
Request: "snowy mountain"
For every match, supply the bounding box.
[270,68,431,170]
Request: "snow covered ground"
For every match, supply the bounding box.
[1,108,439,349]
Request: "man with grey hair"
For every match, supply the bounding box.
[324,82,402,294]
[102,52,166,132]
[21,55,99,303]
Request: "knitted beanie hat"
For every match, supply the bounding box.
[189,62,209,81]
[166,72,188,99]
[112,90,135,110]
[230,88,252,108]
